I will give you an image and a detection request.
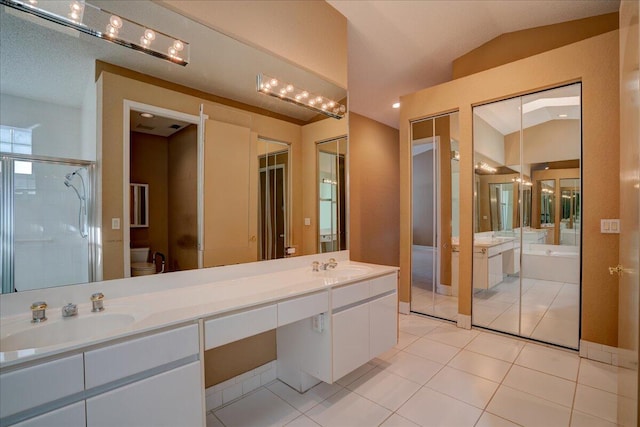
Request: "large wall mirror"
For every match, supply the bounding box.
[472,83,581,349]
[0,1,347,294]
[410,112,459,322]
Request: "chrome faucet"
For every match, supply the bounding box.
[312,258,338,271]
[62,303,78,317]
[30,301,48,323]
[91,292,105,312]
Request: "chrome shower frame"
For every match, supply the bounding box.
[0,153,96,293]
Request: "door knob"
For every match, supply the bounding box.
[608,264,632,276]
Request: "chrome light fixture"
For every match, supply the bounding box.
[474,161,497,174]
[1,0,190,66]
[257,74,346,119]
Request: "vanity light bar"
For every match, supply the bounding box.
[512,177,533,186]
[2,0,190,66]
[256,74,346,120]
[474,161,497,173]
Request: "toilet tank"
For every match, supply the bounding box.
[130,247,150,263]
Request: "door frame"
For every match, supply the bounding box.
[122,100,203,277]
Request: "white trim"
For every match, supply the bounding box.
[399,301,410,314]
[457,314,471,329]
[579,339,621,366]
[123,100,201,277]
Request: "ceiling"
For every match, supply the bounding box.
[328,0,620,129]
[0,1,346,123]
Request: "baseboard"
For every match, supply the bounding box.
[399,301,410,314]
[457,314,471,330]
[205,361,277,412]
[579,339,620,366]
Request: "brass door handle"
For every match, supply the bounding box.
[609,264,633,276]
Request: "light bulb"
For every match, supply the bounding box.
[315,96,322,103]
[27,0,37,5]
[173,40,184,51]
[339,105,346,113]
[168,47,177,56]
[110,15,123,29]
[70,10,79,20]
[286,84,294,92]
[295,94,302,100]
[70,1,82,11]
[269,78,278,87]
[321,104,327,110]
[328,101,335,108]
[140,36,150,47]
[309,99,316,106]
[264,83,271,89]
[301,91,309,98]
[106,24,118,37]
[144,29,156,41]
[280,88,287,95]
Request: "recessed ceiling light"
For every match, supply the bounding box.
[558,114,568,118]
[140,112,155,119]
[392,102,400,109]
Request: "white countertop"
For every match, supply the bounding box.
[0,253,398,369]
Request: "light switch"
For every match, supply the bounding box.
[112,218,120,230]
[304,218,311,226]
[601,219,620,234]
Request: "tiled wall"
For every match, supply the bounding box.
[205,361,277,412]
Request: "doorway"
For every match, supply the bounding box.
[258,138,290,260]
[124,101,202,276]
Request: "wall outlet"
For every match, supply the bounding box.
[111,218,121,230]
[286,246,296,255]
[600,219,620,234]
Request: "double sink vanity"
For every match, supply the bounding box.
[0,252,398,427]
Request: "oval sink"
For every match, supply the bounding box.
[0,313,136,352]
[324,266,371,279]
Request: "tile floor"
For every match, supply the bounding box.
[207,314,625,427]
[412,274,579,349]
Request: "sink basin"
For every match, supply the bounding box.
[323,266,372,279]
[0,313,136,352]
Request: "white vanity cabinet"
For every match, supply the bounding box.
[0,354,85,426]
[277,273,398,392]
[1,324,203,427]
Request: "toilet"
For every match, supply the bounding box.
[130,247,156,276]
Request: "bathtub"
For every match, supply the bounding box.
[521,244,580,284]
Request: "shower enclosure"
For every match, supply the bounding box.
[1,155,94,293]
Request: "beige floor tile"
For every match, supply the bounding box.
[486,385,571,427]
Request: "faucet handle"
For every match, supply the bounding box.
[62,303,78,317]
[312,261,320,272]
[30,301,48,323]
[91,293,105,312]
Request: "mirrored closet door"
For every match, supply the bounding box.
[410,112,459,322]
[472,83,581,349]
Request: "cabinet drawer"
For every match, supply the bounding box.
[205,304,277,349]
[11,401,85,427]
[0,354,84,418]
[86,361,203,427]
[85,324,199,389]
[332,281,369,309]
[278,292,328,326]
[369,274,396,297]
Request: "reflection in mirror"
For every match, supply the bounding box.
[560,178,580,246]
[129,184,149,228]
[472,83,581,349]
[411,112,459,322]
[0,1,347,293]
[317,137,347,253]
[539,179,556,227]
[258,139,290,260]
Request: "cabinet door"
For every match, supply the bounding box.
[488,254,503,287]
[332,303,369,380]
[0,354,84,419]
[86,361,203,427]
[11,402,85,427]
[369,293,397,358]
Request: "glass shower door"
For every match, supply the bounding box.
[1,158,92,293]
